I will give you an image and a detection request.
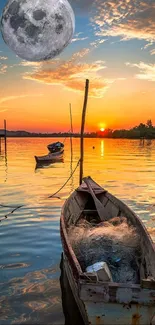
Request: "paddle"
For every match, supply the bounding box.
[83,177,105,221]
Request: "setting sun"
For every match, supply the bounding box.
[100,128,105,132]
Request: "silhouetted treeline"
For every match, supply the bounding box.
[101,120,155,139]
[1,120,155,139]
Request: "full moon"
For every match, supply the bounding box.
[0,0,75,61]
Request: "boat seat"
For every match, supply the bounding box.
[83,209,98,215]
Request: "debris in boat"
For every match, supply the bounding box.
[86,261,113,282]
[68,217,141,284]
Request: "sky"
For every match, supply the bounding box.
[0,0,155,132]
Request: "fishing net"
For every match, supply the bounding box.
[68,217,141,284]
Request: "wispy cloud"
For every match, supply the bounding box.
[0,56,8,60]
[71,32,88,42]
[23,49,110,98]
[90,38,108,48]
[23,48,125,98]
[141,41,154,50]
[126,61,155,81]
[10,59,60,71]
[150,49,155,55]
[0,64,7,74]
[72,48,90,58]
[89,0,155,45]
[19,61,42,67]
[72,36,88,42]
[0,55,8,74]
[0,108,8,113]
[10,61,42,70]
[0,94,43,105]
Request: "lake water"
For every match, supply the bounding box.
[0,137,155,324]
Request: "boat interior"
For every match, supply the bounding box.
[64,180,155,286]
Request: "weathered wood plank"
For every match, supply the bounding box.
[141,278,155,289]
[84,301,154,325]
[80,283,155,304]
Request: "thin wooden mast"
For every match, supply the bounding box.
[69,103,73,134]
[69,103,73,174]
[79,79,89,185]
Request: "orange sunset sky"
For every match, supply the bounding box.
[0,0,155,133]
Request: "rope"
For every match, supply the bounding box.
[48,158,80,198]
[0,205,24,222]
[63,129,71,144]
[0,204,23,209]
[0,147,80,221]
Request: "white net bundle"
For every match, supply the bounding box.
[68,217,141,284]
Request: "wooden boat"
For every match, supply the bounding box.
[60,176,155,325]
[34,150,64,163]
[47,141,64,153]
[60,253,85,325]
[35,158,64,170]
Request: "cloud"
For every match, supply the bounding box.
[150,49,155,55]
[89,0,155,44]
[0,56,8,60]
[68,1,155,49]
[10,61,42,70]
[0,94,43,105]
[72,48,91,58]
[23,47,126,97]
[71,32,89,42]
[72,37,88,42]
[19,61,42,67]
[23,49,110,98]
[0,64,7,74]
[0,108,8,113]
[90,38,108,48]
[0,55,8,74]
[10,58,60,70]
[126,61,155,81]
[141,41,154,50]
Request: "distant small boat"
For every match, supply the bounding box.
[34,150,64,163]
[47,141,64,153]
[60,176,155,325]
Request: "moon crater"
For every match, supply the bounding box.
[33,10,46,21]
[8,1,20,15]
[10,13,27,31]
[1,0,75,61]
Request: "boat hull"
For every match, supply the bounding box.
[60,177,155,325]
[60,253,85,325]
[47,141,64,153]
[61,248,155,325]
[34,150,64,163]
[80,299,154,325]
[61,253,89,325]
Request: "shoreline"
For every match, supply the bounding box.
[1,135,154,140]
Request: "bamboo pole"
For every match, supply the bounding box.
[4,119,6,138]
[70,103,73,162]
[69,103,74,190]
[69,103,73,173]
[4,119,7,154]
[69,103,73,134]
[79,79,89,185]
